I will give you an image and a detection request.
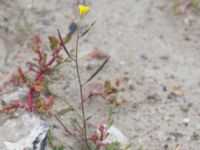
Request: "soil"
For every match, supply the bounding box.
[0,0,200,150]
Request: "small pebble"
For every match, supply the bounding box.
[85,60,100,70]
[153,65,160,70]
[180,105,189,113]
[3,17,8,22]
[167,92,177,100]
[187,102,192,108]
[180,98,191,113]
[169,132,183,141]
[42,20,50,26]
[160,55,168,61]
[120,61,126,65]
[164,144,168,149]
[183,118,190,126]
[140,54,148,61]
[192,131,200,141]
[127,80,135,90]
[166,137,171,141]
[146,93,161,103]
[163,86,167,92]
[184,36,190,41]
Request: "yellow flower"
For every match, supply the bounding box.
[79,5,90,17]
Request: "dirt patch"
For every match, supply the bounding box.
[0,0,200,149]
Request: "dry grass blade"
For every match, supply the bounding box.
[82,56,110,86]
[79,21,96,38]
[57,29,75,61]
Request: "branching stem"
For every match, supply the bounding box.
[75,21,90,150]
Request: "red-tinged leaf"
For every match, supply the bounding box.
[45,95,56,110]
[88,135,98,142]
[33,85,45,92]
[32,45,40,52]
[33,35,41,45]
[115,79,121,86]
[32,35,41,52]
[88,49,108,60]
[35,73,45,82]
[87,92,104,99]
[18,67,27,83]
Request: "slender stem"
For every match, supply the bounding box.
[28,87,33,112]
[54,114,74,136]
[75,21,90,149]
[18,67,27,84]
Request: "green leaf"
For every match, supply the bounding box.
[138,145,143,150]
[44,79,53,86]
[106,142,120,150]
[108,119,114,128]
[108,107,113,117]
[48,130,63,149]
[70,118,82,131]
[47,130,54,146]
[54,146,64,150]
[49,36,58,50]
[89,142,97,150]
[58,108,70,116]
[173,0,178,15]
[125,144,132,150]
[44,88,52,96]
[104,81,112,90]
[192,0,198,10]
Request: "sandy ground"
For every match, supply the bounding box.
[0,0,200,149]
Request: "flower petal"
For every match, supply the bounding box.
[79,5,90,16]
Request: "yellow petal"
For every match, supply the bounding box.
[79,5,90,16]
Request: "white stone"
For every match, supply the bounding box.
[103,126,130,149]
[0,114,49,150]
[2,87,28,104]
[183,118,190,124]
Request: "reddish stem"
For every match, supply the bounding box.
[37,50,43,61]
[35,72,45,82]
[87,92,104,99]
[45,95,56,110]
[3,100,26,113]
[18,67,27,83]
[45,57,56,67]
[45,51,59,67]
[28,87,34,112]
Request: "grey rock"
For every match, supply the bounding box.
[1,114,49,150]
[2,87,28,104]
